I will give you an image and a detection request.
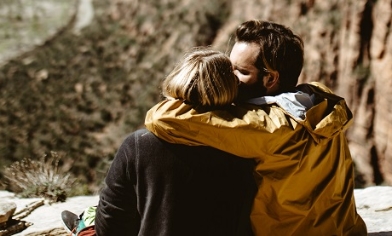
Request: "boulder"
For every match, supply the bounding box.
[0,200,16,230]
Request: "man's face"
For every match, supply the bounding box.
[230,42,267,102]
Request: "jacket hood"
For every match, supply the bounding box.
[293,82,353,143]
[246,91,314,120]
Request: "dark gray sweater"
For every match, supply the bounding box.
[95,129,256,236]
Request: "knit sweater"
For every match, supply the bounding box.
[95,129,257,236]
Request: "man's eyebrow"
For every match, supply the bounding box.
[233,64,248,70]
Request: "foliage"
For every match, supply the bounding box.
[3,151,78,202]
[0,0,76,64]
[0,0,231,191]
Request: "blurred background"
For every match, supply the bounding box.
[0,0,391,195]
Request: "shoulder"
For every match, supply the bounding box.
[308,82,334,93]
[124,129,161,144]
[297,82,333,94]
[121,129,166,155]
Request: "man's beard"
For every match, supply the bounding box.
[236,79,267,103]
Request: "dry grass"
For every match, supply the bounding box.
[3,151,76,202]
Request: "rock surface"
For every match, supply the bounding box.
[0,200,16,229]
[355,186,392,235]
[0,191,98,236]
[0,186,391,235]
[0,200,16,221]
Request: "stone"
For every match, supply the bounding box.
[0,200,16,229]
[0,187,391,235]
[355,186,392,234]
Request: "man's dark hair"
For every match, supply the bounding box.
[235,20,304,92]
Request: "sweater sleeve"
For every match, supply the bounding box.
[95,133,140,236]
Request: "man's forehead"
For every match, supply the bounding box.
[230,42,259,68]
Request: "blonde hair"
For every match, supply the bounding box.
[162,48,238,109]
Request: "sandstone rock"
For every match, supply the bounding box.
[0,200,16,229]
[0,192,99,236]
[355,186,392,234]
[0,187,391,235]
[24,227,68,236]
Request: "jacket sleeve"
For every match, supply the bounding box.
[95,134,140,236]
[145,83,353,159]
[145,99,294,159]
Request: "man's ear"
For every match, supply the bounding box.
[264,71,279,90]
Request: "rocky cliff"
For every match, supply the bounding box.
[0,0,391,189]
[209,0,392,187]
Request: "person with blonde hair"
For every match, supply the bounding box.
[62,48,257,236]
[161,48,238,110]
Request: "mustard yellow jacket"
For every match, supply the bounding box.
[145,82,367,236]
